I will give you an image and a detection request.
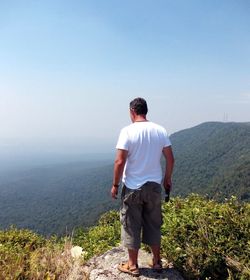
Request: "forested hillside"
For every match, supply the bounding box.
[0,161,118,236]
[0,121,249,236]
[171,122,250,201]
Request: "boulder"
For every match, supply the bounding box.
[85,246,184,280]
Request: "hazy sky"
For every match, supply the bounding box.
[0,0,249,154]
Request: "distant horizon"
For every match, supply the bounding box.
[1,119,249,150]
[0,120,249,170]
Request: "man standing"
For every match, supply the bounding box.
[111,97,174,277]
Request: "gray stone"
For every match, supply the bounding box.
[85,246,184,280]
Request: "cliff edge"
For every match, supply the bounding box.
[83,246,184,280]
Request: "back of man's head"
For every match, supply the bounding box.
[130,97,148,115]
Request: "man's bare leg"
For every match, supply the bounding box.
[150,245,161,265]
[128,248,139,267]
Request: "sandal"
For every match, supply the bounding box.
[118,262,140,277]
[148,259,163,272]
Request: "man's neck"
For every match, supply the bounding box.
[133,115,147,122]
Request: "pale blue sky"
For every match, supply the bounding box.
[0,0,249,154]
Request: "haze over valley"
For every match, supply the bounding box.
[0,122,249,236]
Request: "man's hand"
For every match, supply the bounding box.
[163,176,172,191]
[162,146,174,192]
[111,185,118,199]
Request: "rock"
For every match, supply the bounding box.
[68,259,87,280]
[85,246,184,280]
[71,246,84,259]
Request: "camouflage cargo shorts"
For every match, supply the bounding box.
[120,181,162,249]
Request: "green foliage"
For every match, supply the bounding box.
[161,194,250,279]
[1,197,249,279]
[72,197,250,279]
[0,162,118,236]
[0,226,46,249]
[0,227,75,280]
[0,227,45,279]
[171,122,250,202]
[73,210,120,259]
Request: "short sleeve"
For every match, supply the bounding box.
[162,127,172,147]
[164,135,171,147]
[116,127,129,150]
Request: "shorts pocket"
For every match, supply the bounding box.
[152,184,162,194]
[120,208,127,228]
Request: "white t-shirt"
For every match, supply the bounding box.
[116,121,171,189]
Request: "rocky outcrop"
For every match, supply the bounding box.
[84,246,184,280]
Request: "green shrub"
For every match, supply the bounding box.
[1,196,249,279]
[73,210,120,259]
[28,240,75,280]
[0,227,76,280]
[161,194,250,279]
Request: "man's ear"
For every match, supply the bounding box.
[130,109,135,122]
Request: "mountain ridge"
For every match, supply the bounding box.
[0,121,249,235]
[170,121,250,201]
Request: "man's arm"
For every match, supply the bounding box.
[162,146,175,190]
[111,149,128,199]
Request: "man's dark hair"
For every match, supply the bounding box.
[130,97,148,115]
